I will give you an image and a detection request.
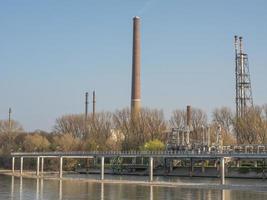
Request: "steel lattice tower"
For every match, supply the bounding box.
[234,36,253,118]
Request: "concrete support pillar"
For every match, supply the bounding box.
[20,157,23,175]
[149,157,153,182]
[41,157,44,175]
[36,157,40,176]
[101,156,105,180]
[12,157,15,174]
[93,157,97,167]
[59,157,63,178]
[236,160,240,167]
[201,160,205,173]
[169,159,173,172]
[221,157,225,185]
[254,160,258,168]
[190,158,194,177]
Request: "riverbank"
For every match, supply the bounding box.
[1,170,267,192]
[77,166,267,179]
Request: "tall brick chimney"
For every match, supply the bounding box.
[131,16,141,116]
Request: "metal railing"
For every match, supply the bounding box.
[11,149,267,158]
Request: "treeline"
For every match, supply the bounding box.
[1,105,267,157]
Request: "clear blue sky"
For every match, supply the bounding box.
[1,0,267,131]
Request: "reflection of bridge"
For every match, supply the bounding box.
[11,150,267,185]
[9,175,233,200]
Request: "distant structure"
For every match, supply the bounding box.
[93,90,96,118]
[167,105,193,150]
[8,108,12,130]
[186,105,192,145]
[131,16,141,116]
[234,36,253,118]
[85,92,88,119]
[186,105,192,128]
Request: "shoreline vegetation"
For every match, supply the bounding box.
[1,106,267,171]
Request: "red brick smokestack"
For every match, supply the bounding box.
[131,16,141,115]
[186,105,192,127]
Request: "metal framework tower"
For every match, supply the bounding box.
[234,36,253,118]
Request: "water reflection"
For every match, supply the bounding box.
[40,178,44,200]
[59,179,62,200]
[10,176,14,200]
[5,175,267,200]
[150,185,153,200]
[36,178,39,200]
[20,176,23,200]
[101,182,104,200]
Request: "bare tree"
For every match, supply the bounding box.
[169,109,186,129]
[233,106,267,144]
[23,134,50,152]
[0,120,23,134]
[113,108,167,150]
[212,107,234,133]
[212,107,236,145]
[86,112,113,151]
[52,133,80,151]
[54,114,87,139]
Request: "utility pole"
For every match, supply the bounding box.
[93,90,96,119]
[8,108,12,131]
[85,92,88,120]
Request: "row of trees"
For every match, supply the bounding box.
[1,105,267,157]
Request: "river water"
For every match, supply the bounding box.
[1,174,267,200]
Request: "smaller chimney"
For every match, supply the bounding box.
[85,92,88,119]
[8,108,12,130]
[186,105,191,127]
[93,90,96,118]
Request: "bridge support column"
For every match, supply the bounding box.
[41,157,44,175]
[149,157,153,182]
[59,157,63,178]
[20,157,23,175]
[236,160,240,167]
[201,160,205,173]
[36,157,40,176]
[169,159,173,172]
[221,157,225,185]
[12,157,15,174]
[190,158,194,177]
[254,160,258,168]
[101,156,105,180]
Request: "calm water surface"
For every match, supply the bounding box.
[1,174,267,200]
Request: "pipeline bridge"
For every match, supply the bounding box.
[10,149,267,185]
